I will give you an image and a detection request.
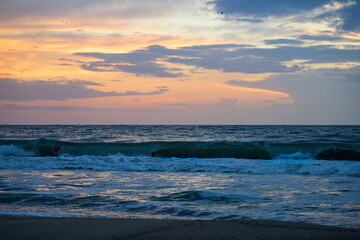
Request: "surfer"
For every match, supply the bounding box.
[36,144,60,157]
[54,145,60,153]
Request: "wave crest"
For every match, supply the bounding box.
[1,139,359,161]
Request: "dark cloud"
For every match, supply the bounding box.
[210,0,329,17]
[264,39,304,45]
[177,44,253,50]
[229,45,360,63]
[0,78,168,101]
[229,18,263,23]
[75,45,297,75]
[74,45,184,78]
[168,53,302,74]
[299,34,360,42]
[75,44,360,76]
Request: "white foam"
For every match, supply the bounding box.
[0,145,32,156]
[274,151,313,160]
[0,153,359,177]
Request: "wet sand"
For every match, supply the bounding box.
[0,215,359,240]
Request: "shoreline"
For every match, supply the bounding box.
[1,215,359,240]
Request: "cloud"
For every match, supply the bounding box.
[75,44,360,76]
[225,66,360,121]
[167,48,303,74]
[0,78,168,101]
[226,66,360,93]
[230,45,360,64]
[264,39,304,45]
[299,34,360,42]
[227,17,264,23]
[74,45,184,78]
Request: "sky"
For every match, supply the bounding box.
[0,0,359,124]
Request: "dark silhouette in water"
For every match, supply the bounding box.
[316,148,360,161]
[151,144,271,159]
[54,145,60,153]
[36,144,60,157]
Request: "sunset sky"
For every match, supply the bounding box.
[0,0,359,124]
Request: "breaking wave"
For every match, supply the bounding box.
[0,139,359,176]
[0,139,359,160]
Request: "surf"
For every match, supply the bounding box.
[0,139,359,161]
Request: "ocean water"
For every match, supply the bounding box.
[0,125,359,228]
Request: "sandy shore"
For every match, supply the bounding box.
[0,215,359,240]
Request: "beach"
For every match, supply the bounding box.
[1,216,360,240]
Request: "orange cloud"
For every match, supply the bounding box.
[219,82,290,98]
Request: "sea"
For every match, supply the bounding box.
[0,125,359,228]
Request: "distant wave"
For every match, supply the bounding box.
[0,143,359,177]
[0,139,359,161]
